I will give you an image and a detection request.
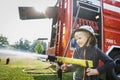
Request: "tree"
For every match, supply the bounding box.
[29,40,40,52]
[34,42,44,54]
[13,38,30,51]
[0,35,9,48]
[41,41,47,54]
[23,40,31,51]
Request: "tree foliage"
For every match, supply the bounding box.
[34,42,44,54]
[30,40,47,54]
[29,40,40,52]
[0,35,9,48]
[13,38,30,51]
[1,36,47,54]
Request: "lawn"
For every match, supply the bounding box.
[0,56,73,80]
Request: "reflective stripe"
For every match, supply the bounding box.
[104,3,120,13]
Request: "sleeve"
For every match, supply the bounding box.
[96,48,116,74]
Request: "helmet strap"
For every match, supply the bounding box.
[83,36,91,48]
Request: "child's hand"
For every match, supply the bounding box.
[61,64,68,72]
[56,64,68,72]
[86,68,99,76]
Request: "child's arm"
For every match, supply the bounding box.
[96,48,115,74]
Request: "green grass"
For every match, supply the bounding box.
[0,56,73,80]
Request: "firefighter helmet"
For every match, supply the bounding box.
[78,25,95,35]
[74,25,96,46]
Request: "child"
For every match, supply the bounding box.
[61,25,115,80]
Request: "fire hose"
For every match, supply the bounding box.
[37,54,93,80]
[47,55,93,68]
[38,54,93,68]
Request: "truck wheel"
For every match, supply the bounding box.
[113,56,120,80]
[106,46,120,80]
[106,56,120,80]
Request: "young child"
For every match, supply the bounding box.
[61,25,115,80]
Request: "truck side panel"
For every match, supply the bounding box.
[103,1,120,52]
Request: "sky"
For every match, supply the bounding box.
[0,0,57,44]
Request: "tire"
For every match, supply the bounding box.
[106,55,120,80]
[113,56,120,80]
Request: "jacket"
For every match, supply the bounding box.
[72,45,115,80]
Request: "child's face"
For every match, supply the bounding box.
[74,31,89,47]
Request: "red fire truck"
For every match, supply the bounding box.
[19,0,120,80]
[45,0,120,79]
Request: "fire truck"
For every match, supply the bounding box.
[19,0,120,80]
